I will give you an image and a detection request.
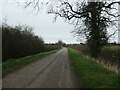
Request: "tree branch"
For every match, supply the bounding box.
[107,30,117,39]
[104,2,120,8]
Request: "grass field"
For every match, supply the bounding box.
[70,45,120,70]
[2,49,60,76]
[102,45,120,50]
[68,48,119,88]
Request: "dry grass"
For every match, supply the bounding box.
[70,44,120,73]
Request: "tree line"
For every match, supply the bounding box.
[2,24,60,62]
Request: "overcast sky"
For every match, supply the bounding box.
[0,0,119,44]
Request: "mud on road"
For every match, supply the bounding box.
[3,48,80,88]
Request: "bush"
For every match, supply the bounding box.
[99,46,119,67]
[45,44,60,51]
[70,44,120,69]
[2,24,45,62]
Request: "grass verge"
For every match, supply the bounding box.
[3,49,60,76]
[68,48,119,88]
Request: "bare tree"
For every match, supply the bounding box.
[25,0,120,57]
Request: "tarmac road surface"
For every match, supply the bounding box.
[3,48,80,88]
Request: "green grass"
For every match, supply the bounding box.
[68,48,119,88]
[3,49,60,76]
